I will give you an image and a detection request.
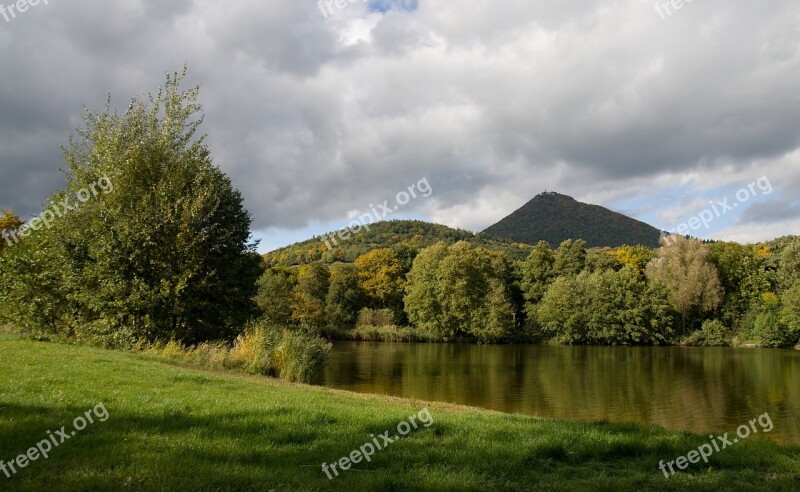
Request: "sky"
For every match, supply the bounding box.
[1,0,798,253]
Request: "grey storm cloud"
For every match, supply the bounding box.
[1,0,799,234]
[739,200,800,226]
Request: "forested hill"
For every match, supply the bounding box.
[483,192,662,248]
[263,220,533,267]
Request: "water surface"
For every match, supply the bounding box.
[314,342,800,444]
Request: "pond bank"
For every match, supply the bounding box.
[1,335,798,490]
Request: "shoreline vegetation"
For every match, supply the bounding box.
[258,235,800,350]
[1,334,798,490]
[323,323,800,350]
[322,322,800,348]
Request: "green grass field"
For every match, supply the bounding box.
[0,334,798,491]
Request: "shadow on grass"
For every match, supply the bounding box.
[2,400,799,491]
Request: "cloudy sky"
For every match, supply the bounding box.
[1,0,798,252]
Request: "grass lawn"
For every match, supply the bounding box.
[0,334,798,491]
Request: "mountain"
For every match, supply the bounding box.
[263,220,533,267]
[483,192,661,248]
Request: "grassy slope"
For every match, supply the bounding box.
[0,335,798,491]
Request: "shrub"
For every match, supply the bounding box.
[752,310,793,348]
[188,342,230,369]
[229,323,279,374]
[76,320,138,350]
[344,325,444,343]
[132,321,331,383]
[272,330,331,383]
[683,319,727,346]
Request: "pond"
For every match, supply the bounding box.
[314,342,800,445]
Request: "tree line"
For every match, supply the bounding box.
[263,219,534,267]
[257,236,800,348]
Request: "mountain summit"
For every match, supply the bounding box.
[482,192,661,248]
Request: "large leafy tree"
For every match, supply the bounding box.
[403,243,448,333]
[553,239,587,277]
[536,275,589,344]
[537,267,672,345]
[519,241,556,326]
[613,244,655,274]
[646,237,723,334]
[255,267,295,326]
[0,70,262,345]
[708,242,772,327]
[470,248,517,342]
[354,248,405,322]
[291,263,330,332]
[326,263,366,329]
[405,242,516,342]
[584,267,672,344]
